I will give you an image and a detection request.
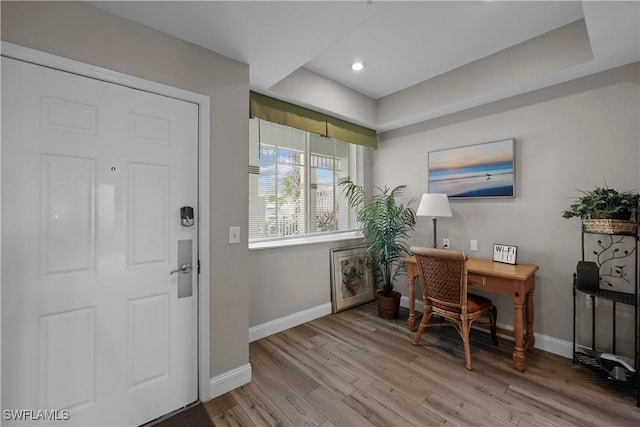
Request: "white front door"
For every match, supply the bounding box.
[1,57,199,426]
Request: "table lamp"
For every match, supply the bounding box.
[416,193,452,248]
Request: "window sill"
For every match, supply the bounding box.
[249,231,364,251]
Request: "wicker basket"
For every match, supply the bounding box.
[582,218,638,235]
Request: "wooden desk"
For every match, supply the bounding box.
[405,256,539,372]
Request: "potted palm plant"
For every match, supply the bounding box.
[562,185,639,234]
[341,181,417,319]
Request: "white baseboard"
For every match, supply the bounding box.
[400,296,573,359]
[208,363,252,400]
[532,333,573,359]
[249,303,332,343]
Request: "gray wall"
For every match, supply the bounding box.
[1,1,250,378]
[377,64,640,356]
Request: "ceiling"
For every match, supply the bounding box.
[90,1,639,131]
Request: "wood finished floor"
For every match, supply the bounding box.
[203,302,640,426]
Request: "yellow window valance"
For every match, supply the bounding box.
[250,91,377,149]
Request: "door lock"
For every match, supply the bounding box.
[181,206,194,227]
[170,263,192,275]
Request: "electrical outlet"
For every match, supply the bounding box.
[229,226,240,244]
[443,238,450,249]
[470,239,478,251]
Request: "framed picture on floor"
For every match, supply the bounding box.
[428,138,515,198]
[330,246,375,313]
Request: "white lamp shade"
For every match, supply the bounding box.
[416,193,452,217]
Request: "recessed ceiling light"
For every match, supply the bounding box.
[352,62,364,71]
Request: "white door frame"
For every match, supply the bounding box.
[0,41,212,402]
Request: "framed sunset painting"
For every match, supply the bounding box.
[428,139,515,198]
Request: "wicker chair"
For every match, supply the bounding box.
[410,247,498,370]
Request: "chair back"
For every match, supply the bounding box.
[411,247,467,311]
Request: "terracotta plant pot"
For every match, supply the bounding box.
[376,290,401,319]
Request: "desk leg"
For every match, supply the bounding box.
[513,300,526,372]
[407,267,417,331]
[525,289,535,352]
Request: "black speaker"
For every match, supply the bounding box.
[576,261,600,291]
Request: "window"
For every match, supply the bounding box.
[249,118,360,243]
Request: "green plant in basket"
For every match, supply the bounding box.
[562,186,639,220]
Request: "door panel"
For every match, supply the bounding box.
[40,307,96,412]
[41,155,97,276]
[129,294,170,388]
[2,57,198,426]
[129,163,169,267]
